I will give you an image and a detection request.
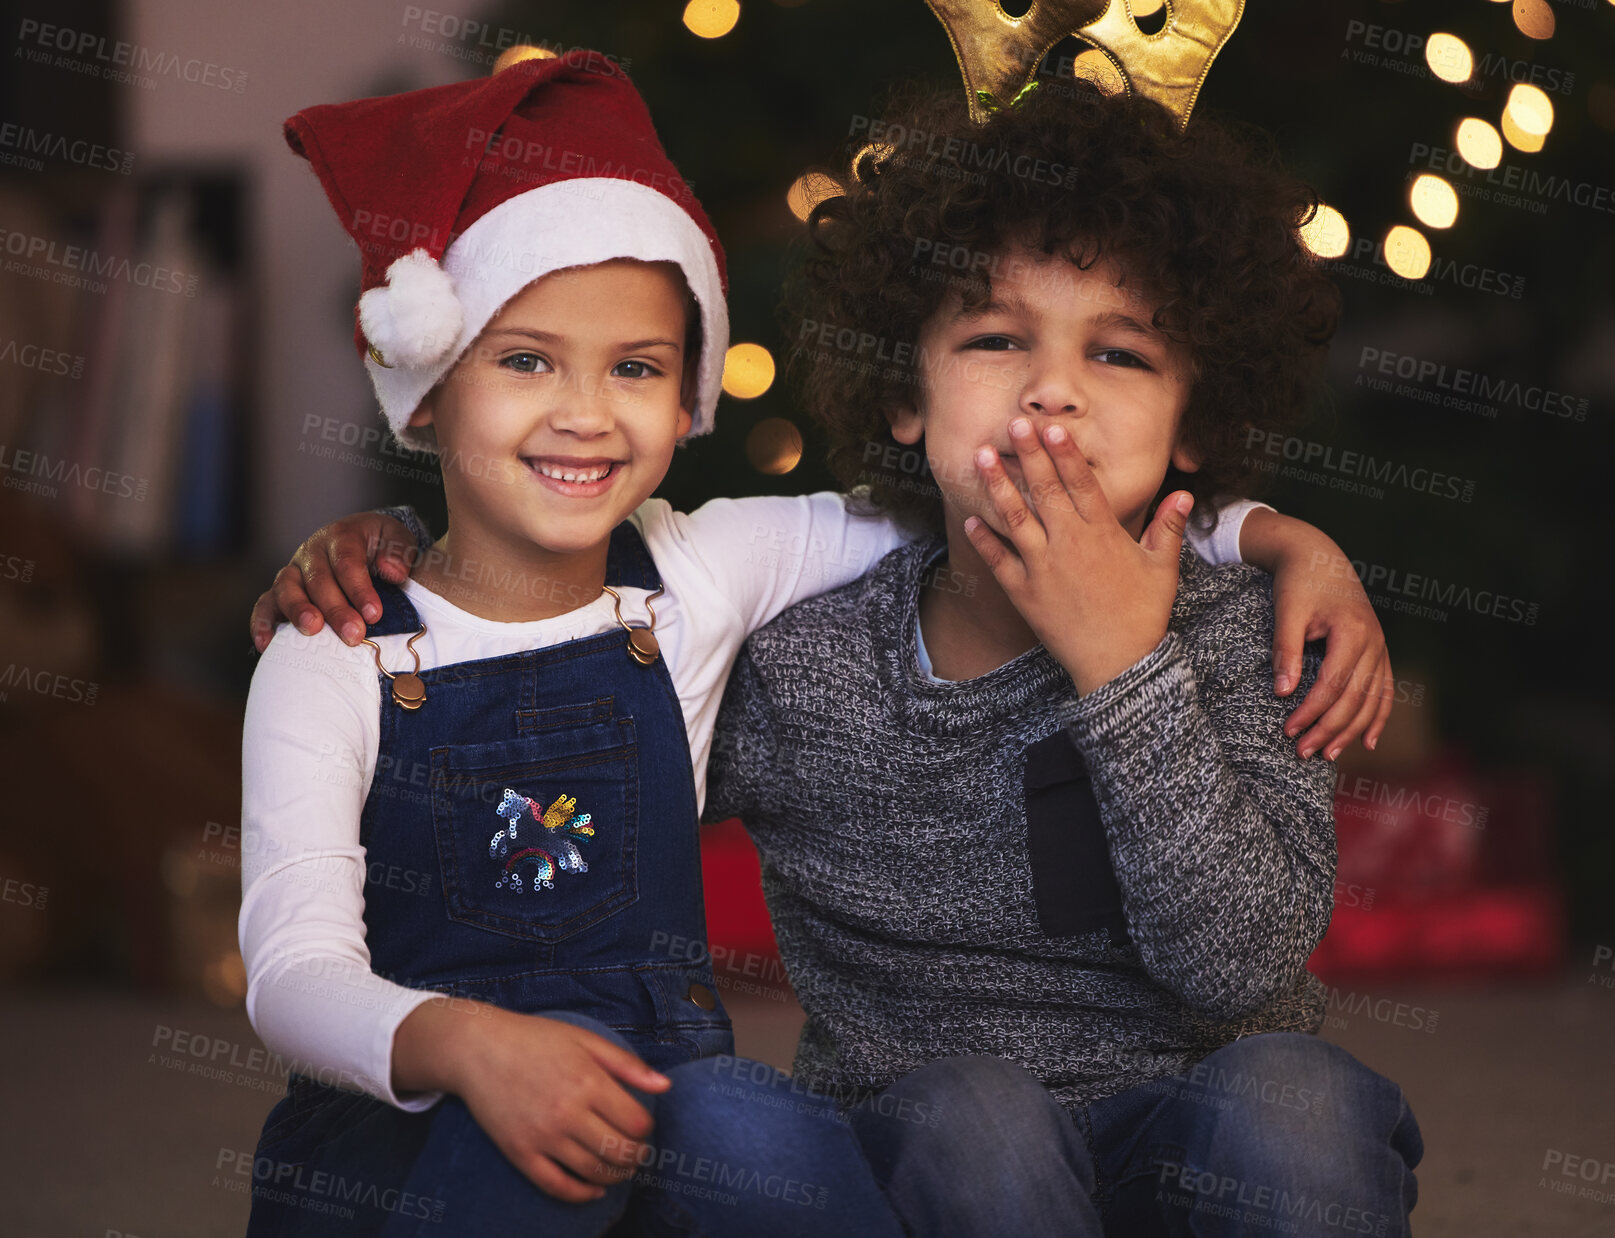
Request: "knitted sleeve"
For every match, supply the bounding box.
[701,642,779,828]
[375,505,434,556]
[1057,576,1336,1020]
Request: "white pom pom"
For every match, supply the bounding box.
[358,249,464,369]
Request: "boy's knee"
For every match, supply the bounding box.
[1184,1034,1420,1179]
[1211,1029,1338,1067]
[657,1054,814,1134]
[859,1055,1062,1146]
[1202,1031,1361,1104]
[853,1057,1094,1208]
[889,1054,1046,1108]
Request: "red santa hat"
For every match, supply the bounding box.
[285,50,728,452]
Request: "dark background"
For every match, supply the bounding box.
[0,1,1612,1232]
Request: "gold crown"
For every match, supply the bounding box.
[923,0,1245,129]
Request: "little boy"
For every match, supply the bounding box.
[701,81,1423,1236]
[255,59,1407,1238]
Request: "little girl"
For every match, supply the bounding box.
[242,46,1388,1238]
[241,51,917,1238]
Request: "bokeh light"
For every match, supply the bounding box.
[202,951,248,1006]
[1589,83,1615,135]
[1298,203,1350,259]
[1425,34,1473,84]
[1384,225,1432,280]
[1410,175,1459,229]
[745,418,804,475]
[1456,118,1504,169]
[1501,110,1546,152]
[722,343,776,399]
[1506,83,1555,138]
[493,45,557,73]
[786,171,841,222]
[683,0,741,40]
[1071,49,1126,96]
[1511,0,1556,40]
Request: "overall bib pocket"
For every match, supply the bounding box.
[430,719,639,942]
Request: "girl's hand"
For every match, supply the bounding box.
[964,418,1191,696]
[397,999,671,1203]
[249,512,418,652]
[1269,538,1394,761]
[459,1009,671,1202]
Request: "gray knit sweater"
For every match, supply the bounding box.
[703,534,1337,1117]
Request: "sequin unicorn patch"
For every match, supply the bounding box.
[489,790,595,892]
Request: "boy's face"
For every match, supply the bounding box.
[890,246,1199,542]
[408,258,693,562]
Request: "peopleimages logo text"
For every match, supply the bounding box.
[15,20,248,92]
[1357,348,1588,422]
[0,226,197,297]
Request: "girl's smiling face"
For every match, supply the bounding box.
[890,246,1201,541]
[408,258,694,568]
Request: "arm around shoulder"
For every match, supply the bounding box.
[1185,497,1275,567]
[654,492,915,639]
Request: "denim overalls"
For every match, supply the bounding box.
[244,523,905,1238]
[354,520,732,1066]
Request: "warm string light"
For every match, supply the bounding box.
[683,0,741,40]
[1375,1,1587,287]
[1383,225,1433,281]
[786,171,841,222]
[1410,175,1459,229]
[1511,0,1556,40]
[1425,34,1473,84]
[1588,83,1615,134]
[745,417,804,475]
[1298,203,1351,259]
[741,9,1592,296]
[493,45,557,73]
[1071,49,1126,96]
[1500,109,1547,153]
[1456,118,1504,170]
[722,343,776,399]
[1504,83,1555,144]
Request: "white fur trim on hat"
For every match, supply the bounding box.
[366,179,727,453]
[358,249,465,371]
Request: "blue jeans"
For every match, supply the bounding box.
[247,1012,903,1238]
[847,1032,1423,1237]
[627,1050,906,1238]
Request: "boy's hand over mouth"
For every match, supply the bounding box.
[964,416,1191,697]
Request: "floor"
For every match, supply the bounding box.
[2,975,1611,1236]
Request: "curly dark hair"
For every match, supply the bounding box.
[786,77,1342,534]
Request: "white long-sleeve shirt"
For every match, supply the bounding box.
[239,493,1265,1111]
